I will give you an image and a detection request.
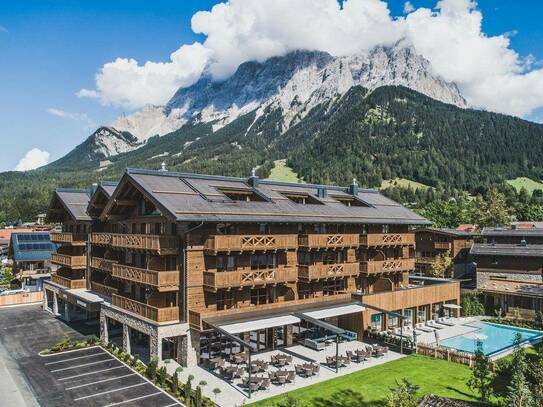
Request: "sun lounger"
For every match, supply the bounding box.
[438,317,455,326]
[416,323,434,333]
[426,320,445,329]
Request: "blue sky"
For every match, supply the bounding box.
[0,0,542,172]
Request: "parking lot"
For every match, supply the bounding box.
[41,347,182,406]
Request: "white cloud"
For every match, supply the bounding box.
[47,108,89,121]
[403,1,415,14]
[14,148,50,171]
[79,0,543,118]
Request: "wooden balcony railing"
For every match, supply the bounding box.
[298,234,359,249]
[91,233,179,255]
[361,258,416,274]
[51,253,87,269]
[434,242,452,250]
[90,281,119,298]
[50,232,87,245]
[111,264,179,291]
[90,257,117,273]
[360,233,415,247]
[204,234,298,253]
[203,266,297,291]
[51,273,86,289]
[112,294,179,322]
[298,262,359,281]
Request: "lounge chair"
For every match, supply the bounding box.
[416,323,434,333]
[438,317,455,326]
[427,320,444,329]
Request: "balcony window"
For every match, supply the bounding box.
[281,192,323,205]
[250,253,276,270]
[217,187,267,202]
[217,290,235,311]
[250,288,267,305]
[323,279,344,295]
[217,255,236,272]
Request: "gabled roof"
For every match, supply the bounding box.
[47,188,92,222]
[8,232,56,262]
[87,181,119,219]
[101,168,430,225]
[416,227,476,238]
[470,243,543,257]
[481,227,543,237]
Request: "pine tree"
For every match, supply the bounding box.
[467,341,494,402]
[506,333,534,407]
[530,343,543,406]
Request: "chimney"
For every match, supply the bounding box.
[160,162,167,172]
[317,186,327,198]
[248,168,259,187]
[348,177,359,196]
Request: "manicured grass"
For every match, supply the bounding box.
[266,159,304,183]
[380,177,432,191]
[249,355,482,406]
[506,177,543,194]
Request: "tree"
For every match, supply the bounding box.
[428,251,453,278]
[184,376,192,404]
[212,387,222,403]
[157,366,167,387]
[506,333,534,406]
[530,343,543,406]
[460,292,485,316]
[467,341,494,402]
[474,188,512,227]
[386,378,419,407]
[172,371,179,395]
[146,357,158,381]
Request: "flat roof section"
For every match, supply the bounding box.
[479,279,543,298]
[470,243,543,257]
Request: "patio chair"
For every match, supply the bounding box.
[286,355,293,364]
[261,378,271,390]
[268,371,276,381]
[249,382,260,393]
[346,350,356,361]
[295,364,304,376]
[241,376,249,387]
[236,367,245,377]
[326,356,335,366]
[261,362,269,370]
[287,371,296,383]
[270,354,277,364]
[312,364,320,375]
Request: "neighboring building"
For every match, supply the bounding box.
[73,168,460,366]
[7,231,55,291]
[43,183,118,322]
[472,224,543,318]
[415,228,475,282]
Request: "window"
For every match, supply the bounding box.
[154,223,161,235]
[259,223,270,234]
[331,195,370,207]
[382,225,390,233]
[217,291,235,311]
[250,254,276,270]
[297,283,312,299]
[281,192,323,205]
[217,255,236,272]
[323,279,344,295]
[217,187,267,202]
[250,288,267,305]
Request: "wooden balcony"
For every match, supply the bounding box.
[298,234,359,249]
[298,262,359,281]
[51,273,86,289]
[434,242,452,250]
[361,258,416,274]
[91,233,179,255]
[90,257,117,273]
[112,294,179,323]
[204,234,298,253]
[50,232,87,245]
[111,264,179,292]
[51,253,87,269]
[360,233,415,247]
[90,281,119,298]
[203,266,297,292]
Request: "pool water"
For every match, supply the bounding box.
[440,321,542,356]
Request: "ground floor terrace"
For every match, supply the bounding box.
[479,277,543,319]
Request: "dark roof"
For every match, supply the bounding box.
[99,181,118,198]
[8,232,56,262]
[47,188,92,222]
[417,227,476,238]
[481,227,543,237]
[104,168,430,225]
[87,181,119,219]
[470,243,543,257]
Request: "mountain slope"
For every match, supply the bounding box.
[2,84,542,224]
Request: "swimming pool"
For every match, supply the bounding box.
[440,321,543,357]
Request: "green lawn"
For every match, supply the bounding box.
[380,177,432,191]
[265,159,304,183]
[506,177,543,194]
[249,355,482,406]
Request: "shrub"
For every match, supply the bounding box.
[194,386,202,407]
[158,366,168,387]
[184,376,192,403]
[86,335,99,345]
[460,292,485,316]
[172,372,180,395]
[146,357,159,381]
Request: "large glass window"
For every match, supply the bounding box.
[371,314,382,331]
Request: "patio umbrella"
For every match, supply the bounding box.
[443,304,462,309]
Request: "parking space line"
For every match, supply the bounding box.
[102,391,163,407]
[65,373,137,390]
[73,382,148,401]
[50,358,114,373]
[45,351,105,365]
[58,365,126,381]
[163,403,183,406]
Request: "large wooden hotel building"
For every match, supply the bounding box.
[43,168,460,366]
